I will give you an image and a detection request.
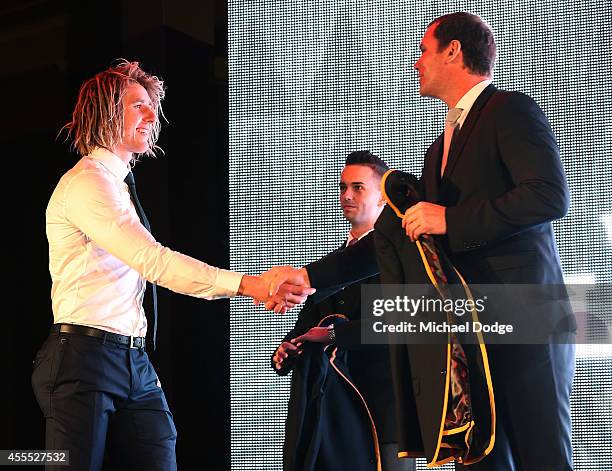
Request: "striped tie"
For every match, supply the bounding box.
[440,107,463,176]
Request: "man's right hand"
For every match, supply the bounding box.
[264,283,315,314]
[273,341,303,370]
[259,266,314,313]
[261,266,312,298]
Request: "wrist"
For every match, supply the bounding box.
[299,268,312,288]
[238,275,263,297]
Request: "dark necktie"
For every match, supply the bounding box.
[124,171,158,350]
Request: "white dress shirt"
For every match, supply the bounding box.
[46,147,243,337]
[454,79,492,129]
[440,79,492,175]
[346,228,374,247]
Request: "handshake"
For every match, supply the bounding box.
[238,266,316,313]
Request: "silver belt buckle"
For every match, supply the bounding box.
[129,336,136,349]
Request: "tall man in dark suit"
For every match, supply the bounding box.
[273,151,414,471]
[401,14,575,470]
[264,12,575,471]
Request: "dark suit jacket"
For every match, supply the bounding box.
[374,176,495,465]
[281,325,379,471]
[275,244,397,444]
[429,85,569,284]
[308,85,574,328]
[304,85,575,466]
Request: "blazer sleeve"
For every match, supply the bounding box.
[305,232,379,301]
[445,92,570,252]
[334,319,383,350]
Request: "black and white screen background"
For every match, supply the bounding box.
[228,1,612,469]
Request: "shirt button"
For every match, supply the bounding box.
[338,299,345,305]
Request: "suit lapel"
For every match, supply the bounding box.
[424,133,444,203]
[441,84,498,183]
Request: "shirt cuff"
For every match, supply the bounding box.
[216,269,244,297]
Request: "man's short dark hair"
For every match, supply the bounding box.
[429,12,496,76]
[345,150,389,179]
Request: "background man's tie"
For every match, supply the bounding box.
[440,107,463,176]
[124,171,159,350]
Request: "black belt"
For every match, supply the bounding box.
[51,323,146,349]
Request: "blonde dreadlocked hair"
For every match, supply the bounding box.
[61,60,166,160]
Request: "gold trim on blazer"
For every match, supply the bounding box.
[381,169,496,467]
[317,314,382,471]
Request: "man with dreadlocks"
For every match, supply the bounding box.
[32,60,310,470]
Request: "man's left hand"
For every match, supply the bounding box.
[402,202,447,241]
[292,327,331,344]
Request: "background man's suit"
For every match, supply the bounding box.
[276,243,414,471]
[306,84,575,470]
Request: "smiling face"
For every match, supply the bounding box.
[413,23,449,100]
[112,82,156,162]
[339,164,384,232]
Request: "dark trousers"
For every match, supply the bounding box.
[31,332,177,471]
[456,341,575,471]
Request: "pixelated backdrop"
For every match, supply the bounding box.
[228,1,611,469]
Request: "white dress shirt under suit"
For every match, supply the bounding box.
[46,147,243,337]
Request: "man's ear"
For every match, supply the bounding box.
[445,39,462,64]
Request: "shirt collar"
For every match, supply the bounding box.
[88,147,131,181]
[454,79,492,128]
[346,228,374,247]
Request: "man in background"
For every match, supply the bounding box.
[273,151,414,471]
